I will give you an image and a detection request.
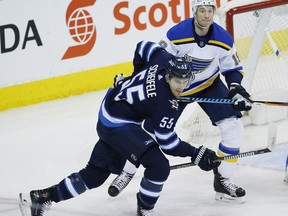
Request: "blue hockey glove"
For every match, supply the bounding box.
[226,83,252,111]
[192,146,221,171]
[113,73,126,87]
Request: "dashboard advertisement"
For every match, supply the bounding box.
[0,0,197,87]
[0,0,226,110]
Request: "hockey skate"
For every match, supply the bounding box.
[108,170,134,197]
[136,193,159,216]
[19,190,52,216]
[214,169,246,204]
[137,206,159,216]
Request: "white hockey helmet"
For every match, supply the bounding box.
[192,0,217,14]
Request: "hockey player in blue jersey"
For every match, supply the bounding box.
[19,40,220,216]
[108,0,252,204]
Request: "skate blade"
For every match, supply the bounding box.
[215,192,245,204]
[19,193,31,216]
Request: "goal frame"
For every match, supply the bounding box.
[224,0,287,38]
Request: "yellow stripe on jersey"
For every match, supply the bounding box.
[170,37,233,52]
[238,70,245,76]
[170,38,232,51]
[171,37,195,44]
[208,40,232,51]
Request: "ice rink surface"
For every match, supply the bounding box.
[1,90,288,216]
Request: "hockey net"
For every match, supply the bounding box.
[177,0,288,151]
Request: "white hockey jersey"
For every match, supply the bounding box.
[159,18,244,96]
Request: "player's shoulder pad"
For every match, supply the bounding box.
[136,40,164,62]
[208,22,234,51]
[166,18,194,43]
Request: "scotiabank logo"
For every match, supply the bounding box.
[113,0,191,35]
[62,0,96,60]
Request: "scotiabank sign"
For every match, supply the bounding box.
[62,0,192,59]
[113,0,192,35]
[1,0,226,87]
[0,0,214,59]
[0,0,225,58]
[112,0,229,35]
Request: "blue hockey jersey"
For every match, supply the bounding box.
[98,41,194,156]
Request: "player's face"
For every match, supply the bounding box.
[195,6,214,28]
[167,77,190,97]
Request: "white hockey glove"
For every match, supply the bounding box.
[113,73,126,87]
[191,146,221,171]
[227,83,252,111]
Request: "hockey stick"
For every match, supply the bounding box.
[170,123,277,170]
[176,97,288,106]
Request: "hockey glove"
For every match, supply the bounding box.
[192,146,221,171]
[113,73,126,87]
[226,83,252,111]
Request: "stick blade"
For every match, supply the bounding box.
[19,193,30,216]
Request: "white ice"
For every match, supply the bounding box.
[0,89,288,216]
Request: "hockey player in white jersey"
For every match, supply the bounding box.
[108,0,252,204]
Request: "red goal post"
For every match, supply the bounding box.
[224,0,287,38]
